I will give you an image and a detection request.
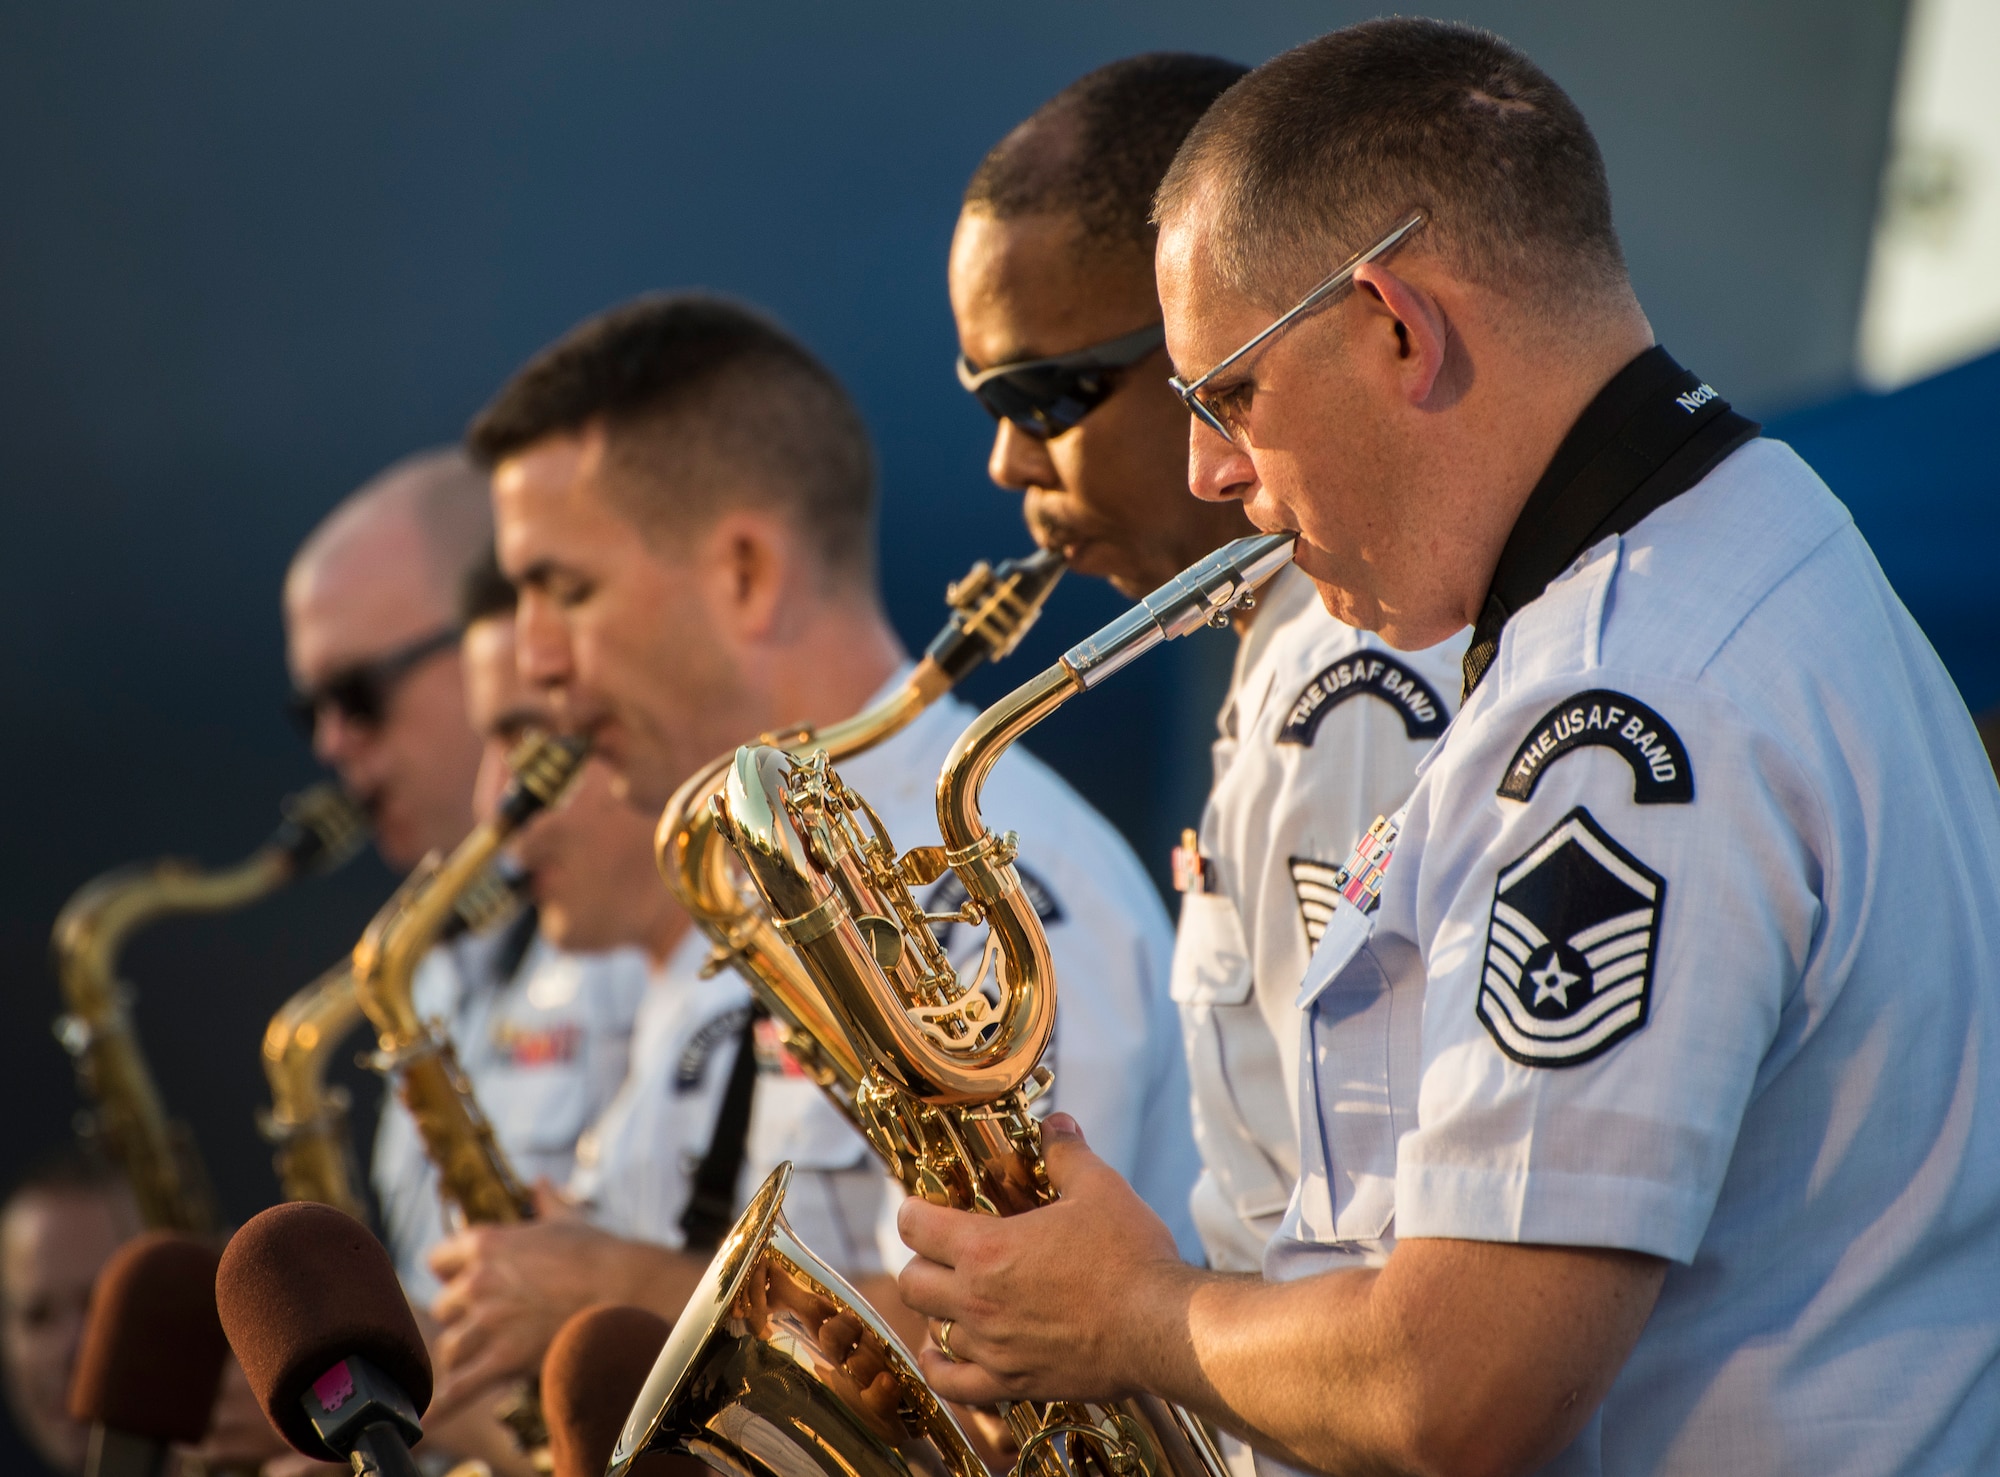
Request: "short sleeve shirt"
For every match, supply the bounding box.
[1269,440,2000,1473]
[371,927,648,1302]
[1173,565,1465,1270]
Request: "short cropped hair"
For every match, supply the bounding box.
[1156,19,1628,315]
[965,52,1247,258]
[467,294,877,586]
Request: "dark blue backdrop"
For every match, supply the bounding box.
[0,2,1934,1466]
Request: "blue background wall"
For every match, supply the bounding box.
[0,1,1943,1465]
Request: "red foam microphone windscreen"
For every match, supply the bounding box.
[214,1201,431,1460]
[544,1303,691,1477]
[66,1231,229,1444]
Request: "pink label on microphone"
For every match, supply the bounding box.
[311,1361,355,1413]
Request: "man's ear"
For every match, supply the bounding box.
[1351,261,1451,407]
[694,508,796,645]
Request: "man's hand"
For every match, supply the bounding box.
[896,1114,1669,1477]
[896,1114,1194,1406]
[427,1186,707,1425]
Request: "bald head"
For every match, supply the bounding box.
[288,448,492,624]
[284,448,489,870]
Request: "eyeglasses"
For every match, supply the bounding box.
[1168,211,1428,446]
[956,322,1166,440]
[286,624,463,738]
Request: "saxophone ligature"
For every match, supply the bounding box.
[52,784,367,1231]
[613,534,1293,1477]
[655,547,1065,1118]
[258,863,523,1218]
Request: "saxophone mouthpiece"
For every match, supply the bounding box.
[274,784,369,877]
[498,732,590,827]
[927,546,1068,681]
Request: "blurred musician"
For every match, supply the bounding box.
[0,1150,139,1474]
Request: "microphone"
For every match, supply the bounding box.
[542,1304,680,1477]
[215,1202,431,1476]
[66,1231,231,1477]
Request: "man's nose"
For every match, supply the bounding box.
[312,706,367,768]
[514,589,574,692]
[987,418,1058,494]
[1187,418,1257,505]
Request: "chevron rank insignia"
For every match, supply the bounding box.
[1476,807,1662,1068]
[1289,857,1344,946]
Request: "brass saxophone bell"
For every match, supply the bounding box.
[611,1164,985,1477]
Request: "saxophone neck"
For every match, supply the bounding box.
[52,782,369,1014]
[935,534,1294,851]
[354,732,585,1045]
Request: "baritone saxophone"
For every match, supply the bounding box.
[613,534,1293,1477]
[655,547,1064,1118]
[52,784,366,1231]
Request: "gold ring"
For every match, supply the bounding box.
[936,1318,961,1364]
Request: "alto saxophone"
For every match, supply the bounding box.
[656,548,1064,1117]
[614,534,1294,1477]
[258,865,523,1218]
[52,784,366,1232]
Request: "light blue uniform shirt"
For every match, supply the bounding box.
[1270,439,2000,1473]
[372,926,648,1303]
[1173,564,1465,1273]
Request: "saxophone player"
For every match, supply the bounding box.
[422,292,1201,1422]
[946,53,1466,1306]
[899,20,2000,1475]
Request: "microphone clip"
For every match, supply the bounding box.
[300,1356,423,1476]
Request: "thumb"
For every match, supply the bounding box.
[533,1178,581,1220]
[1041,1113,1113,1194]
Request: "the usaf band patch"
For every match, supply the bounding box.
[1477,806,1662,1068]
[1278,653,1449,745]
[1498,689,1692,804]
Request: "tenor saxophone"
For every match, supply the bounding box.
[614,534,1293,1477]
[52,784,366,1232]
[655,547,1064,1117]
[350,732,583,1228]
[349,731,585,1466]
[258,865,523,1218]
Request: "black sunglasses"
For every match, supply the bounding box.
[287,624,463,739]
[956,322,1166,439]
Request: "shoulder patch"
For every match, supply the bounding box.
[1497,689,1692,804]
[1277,653,1449,745]
[925,863,1063,951]
[1477,807,1662,1068]
[674,1005,751,1094]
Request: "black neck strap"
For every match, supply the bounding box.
[1461,346,1759,699]
[678,1002,766,1254]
